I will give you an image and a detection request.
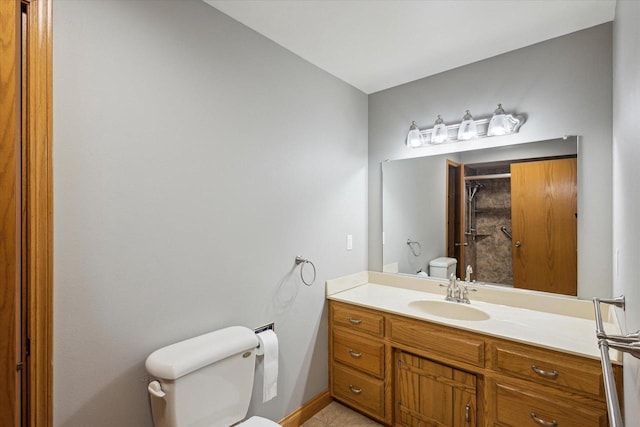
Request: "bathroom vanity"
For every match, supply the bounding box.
[326,272,623,426]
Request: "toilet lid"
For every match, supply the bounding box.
[237,416,281,427]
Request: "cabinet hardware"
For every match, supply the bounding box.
[531,365,559,378]
[530,412,557,426]
[348,384,362,394]
[348,317,362,325]
[348,349,362,358]
[515,240,522,248]
[465,403,471,422]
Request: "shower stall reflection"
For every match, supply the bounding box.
[464,170,513,287]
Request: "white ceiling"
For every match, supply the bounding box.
[204,0,615,94]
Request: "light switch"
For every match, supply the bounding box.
[346,234,353,251]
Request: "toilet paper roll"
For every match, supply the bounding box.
[256,329,278,402]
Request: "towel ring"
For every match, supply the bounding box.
[295,256,316,286]
[406,239,422,257]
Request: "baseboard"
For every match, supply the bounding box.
[279,390,333,427]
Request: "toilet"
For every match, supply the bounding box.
[145,326,281,427]
[428,257,458,279]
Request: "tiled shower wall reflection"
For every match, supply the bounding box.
[468,178,513,286]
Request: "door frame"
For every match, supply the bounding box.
[446,160,465,278]
[1,0,53,425]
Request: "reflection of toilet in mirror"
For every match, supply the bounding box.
[428,257,457,279]
[145,326,281,427]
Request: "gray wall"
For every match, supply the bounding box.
[368,24,613,299]
[53,1,368,426]
[612,1,640,422]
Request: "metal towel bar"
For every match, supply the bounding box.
[593,295,640,427]
[500,226,512,240]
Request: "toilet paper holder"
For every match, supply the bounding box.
[254,323,275,351]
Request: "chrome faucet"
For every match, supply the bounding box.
[445,273,457,302]
[465,265,473,283]
[460,284,471,304]
[443,271,477,304]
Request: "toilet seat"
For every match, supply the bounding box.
[237,416,281,427]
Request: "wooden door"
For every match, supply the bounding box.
[1,0,23,425]
[511,158,577,295]
[1,1,53,425]
[446,161,465,278]
[396,350,476,426]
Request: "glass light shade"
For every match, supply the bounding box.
[457,110,477,140]
[487,104,508,136]
[406,121,424,148]
[431,115,448,144]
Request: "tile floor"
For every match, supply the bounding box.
[300,402,383,427]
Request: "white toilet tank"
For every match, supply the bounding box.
[145,326,259,427]
[429,257,458,279]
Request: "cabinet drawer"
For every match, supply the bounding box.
[331,303,384,338]
[332,329,385,378]
[389,316,485,367]
[491,381,607,427]
[490,340,605,399]
[332,363,385,419]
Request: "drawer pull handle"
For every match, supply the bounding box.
[531,365,559,378]
[465,403,471,422]
[348,317,362,325]
[530,412,558,426]
[348,349,363,358]
[348,384,362,394]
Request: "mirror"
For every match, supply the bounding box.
[382,136,579,296]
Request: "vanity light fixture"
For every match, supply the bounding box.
[457,110,478,140]
[487,103,523,136]
[431,115,449,144]
[404,104,526,148]
[406,121,425,148]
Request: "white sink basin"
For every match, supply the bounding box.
[408,300,490,321]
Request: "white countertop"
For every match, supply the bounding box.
[327,273,622,364]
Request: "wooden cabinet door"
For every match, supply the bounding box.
[511,158,577,295]
[396,351,476,427]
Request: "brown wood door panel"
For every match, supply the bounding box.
[511,158,577,295]
[2,1,53,426]
[396,351,477,427]
[447,161,465,277]
[1,0,22,425]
